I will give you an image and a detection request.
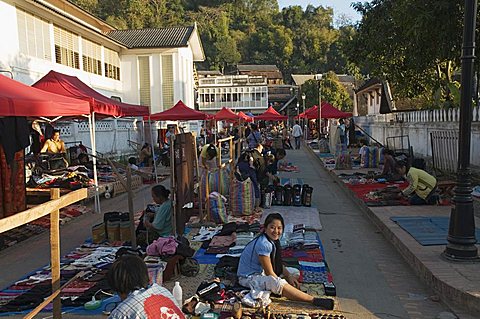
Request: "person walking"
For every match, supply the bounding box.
[292,122,303,150]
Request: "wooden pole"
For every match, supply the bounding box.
[126,166,136,247]
[170,134,177,235]
[193,133,203,221]
[50,188,61,319]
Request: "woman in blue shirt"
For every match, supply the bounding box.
[144,185,173,241]
[237,213,334,309]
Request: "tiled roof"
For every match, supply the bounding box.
[355,78,381,93]
[106,26,194,48]
[237,64,279,72]
[291,74,315,86]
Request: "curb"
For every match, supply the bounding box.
[304,143,480,315]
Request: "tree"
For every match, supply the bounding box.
[188,6,241,71]
[301,72,353,111]
[348,0,463,107]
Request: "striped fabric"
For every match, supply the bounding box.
[208,192,228,224]
[229,178,255,216]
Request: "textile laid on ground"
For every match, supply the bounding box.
[344,182,409,206]
[260,206,322,230]
[391,216,480,246]
[0,205,91,251]
[0,244,121,315]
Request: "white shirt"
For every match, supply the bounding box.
[292,124,303,138]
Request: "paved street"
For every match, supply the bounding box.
[279,146,457,319]
[0,147,469,318]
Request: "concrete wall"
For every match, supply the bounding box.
[355,108,480,166]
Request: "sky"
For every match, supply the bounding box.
[277,0,361,25]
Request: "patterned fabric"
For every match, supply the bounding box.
[208,192,228,224]
[109,284,185,319]
[201,168,230,199]
[299,270,328,284]
[0,147,26,218]
[230,177,255,216]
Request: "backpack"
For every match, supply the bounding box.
[180,257,200,277]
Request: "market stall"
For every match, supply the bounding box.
[33,70,149,212]
[254,106,288,121]
[0,74,91,218]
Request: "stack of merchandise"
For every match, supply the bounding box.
[281,225,335,288]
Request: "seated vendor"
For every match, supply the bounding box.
[141,185,173,243]
[379,149,401,181]
[396,162,440,205]
[237,213,334,310]
[40,129,66,153]
[107,254,184,318]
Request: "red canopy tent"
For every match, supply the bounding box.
[0,74,90,117]
[214,107,241,121]
[255,106,287,121]
[238,111,253,122]
[147,100,211,121]
[33,70,149,117]
[300,102,352,119]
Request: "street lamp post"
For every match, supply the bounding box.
[443,0,479,261]
[302,93,306,139]
[315,74,323,137]
[296,102,300,117]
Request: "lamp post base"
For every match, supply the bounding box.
[442,245,480,262]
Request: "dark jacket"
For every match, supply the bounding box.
[237,161,259,198]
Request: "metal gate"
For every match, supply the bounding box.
[430,130,458,174]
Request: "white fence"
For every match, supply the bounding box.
[55,118,147,157]
[355,108,480,167]
[54,118,201,158]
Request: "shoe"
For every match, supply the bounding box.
[313,297,334,310]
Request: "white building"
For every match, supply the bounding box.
[0,0,204,155]
[0,0,204,114]
[197,75,268,114]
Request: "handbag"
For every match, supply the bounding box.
[230,177,255,216]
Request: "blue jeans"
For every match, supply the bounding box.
[294,136,301,149]
[409,191,439,205]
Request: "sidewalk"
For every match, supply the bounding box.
[305,144,480,316]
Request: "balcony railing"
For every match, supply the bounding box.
[198,101,268,110]
[355,107,480,124]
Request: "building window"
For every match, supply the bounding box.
[162,55,174,109]
[138,56,151,107]
[54,25,79,69]
[105,47,120,80]
[17,8,51,61]
[82,38,102,75]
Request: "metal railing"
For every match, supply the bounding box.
[431,130,459,174]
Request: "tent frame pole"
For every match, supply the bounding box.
[89,113,101,213]
[148,116,159,183]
